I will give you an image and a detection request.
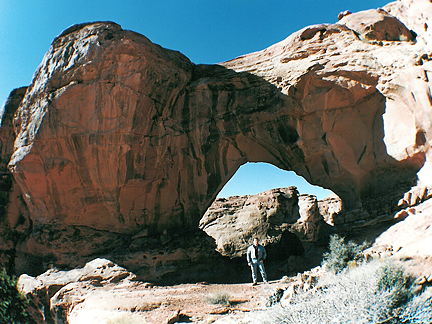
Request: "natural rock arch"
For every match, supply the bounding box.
[5,20,424,236]
[7,22,419,236]
[2,1,432,277]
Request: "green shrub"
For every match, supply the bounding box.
[0,268,31,324]
[322,234,369,274]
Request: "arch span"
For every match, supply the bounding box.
[3,17,429,280]
[7,22,421,240]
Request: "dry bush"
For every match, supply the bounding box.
[376,262,415,308]
[207,292,231,306]
[247,260,430,324]
[322,234,369,274]
[400,292,432,323]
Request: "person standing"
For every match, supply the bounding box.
[247,238,268,285]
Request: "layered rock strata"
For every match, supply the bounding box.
[1,0,432,277]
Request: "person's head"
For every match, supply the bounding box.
[253,238,259,246]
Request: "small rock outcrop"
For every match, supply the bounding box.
[1,0,432,277]
[18,258,138,323]
[18,259,139,324]
[338,8,416,42]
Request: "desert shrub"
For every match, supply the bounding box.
[322,234,369,274]
[0,268,31,324]
[399,293,432,323]
[376,262,415,308]
[247,260,423,324]
[207,291,231,306]
[266,288,285,307]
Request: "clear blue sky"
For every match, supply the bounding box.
[1,0,389,199]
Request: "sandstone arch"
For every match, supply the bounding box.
[4,20,424,236]
[7,49,397,236]
[2,1,432,277]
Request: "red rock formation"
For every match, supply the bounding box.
[1,0,432,278]
[9,22,195,234]
[18,258,137,323]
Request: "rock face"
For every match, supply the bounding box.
[371,192,432,261]
[9,22,195,234]
[200,187,329,258]
[337,8,416,42]
[1,0,432,277]
[0,87,30,273]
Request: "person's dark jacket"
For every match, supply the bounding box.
[247,244,266,263]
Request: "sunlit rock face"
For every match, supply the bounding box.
[200,187,329,258]
[8,22,195,234]
[1,0,432,277]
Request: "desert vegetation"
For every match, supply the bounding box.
[322,234,370,274]
[247,235,432,324]
[207,291,232,306]
[0,268,31,324]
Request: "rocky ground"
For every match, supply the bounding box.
[65,280,287,324]
[19,257,292,324]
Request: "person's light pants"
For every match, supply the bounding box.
[250,259,267,283]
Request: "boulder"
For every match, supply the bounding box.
[318,194,342,226]
[200,187,330,259]
[384,0,432,48]
[18,258,137,323]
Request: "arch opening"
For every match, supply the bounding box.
[217,162,335,200]
[199,162,339,283]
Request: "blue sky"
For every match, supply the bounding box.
[0,0,389,199]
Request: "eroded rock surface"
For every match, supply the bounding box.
[338,8,416,42]
[18,258,288,324]
[18,258,137,323]
[1,0,432,278]
[200,187,329,258]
